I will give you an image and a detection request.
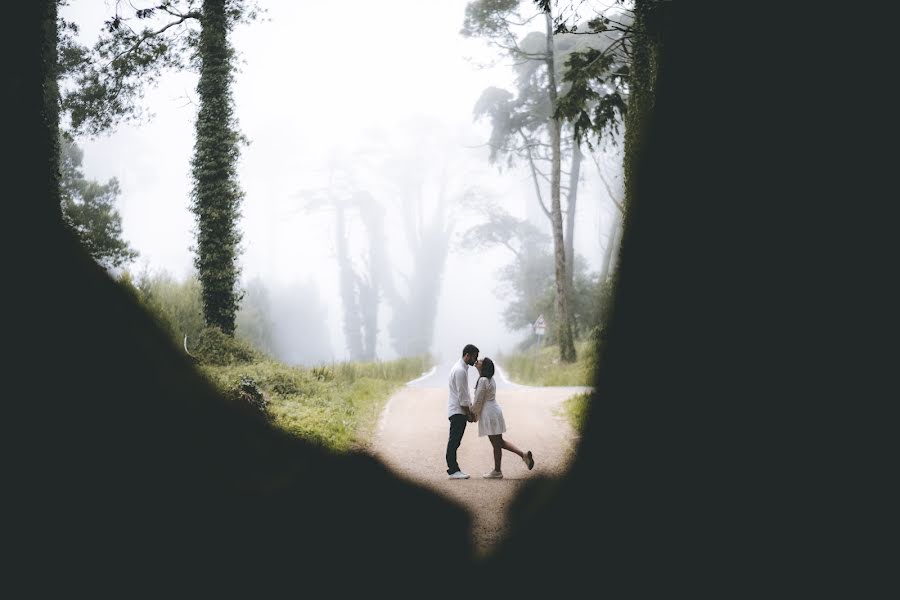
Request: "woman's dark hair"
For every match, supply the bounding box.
[481,357,495,380]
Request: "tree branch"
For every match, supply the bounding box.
[501,239,521,259]
[592,153,624,214]
[109,11,201,66]
[520,129,551,220]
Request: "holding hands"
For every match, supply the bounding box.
[466,358,485,422]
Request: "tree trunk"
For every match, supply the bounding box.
[607,210,625,280]
[545,12,577,363]
[21,0,63,229]
[565,137,582,331]
[334,205,364,360]
[191,0,243,335]
[599,208,623,283]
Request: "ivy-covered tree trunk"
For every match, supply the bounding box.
[190,0,244,335]
[545,12,577,363]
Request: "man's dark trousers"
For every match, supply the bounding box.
[446,414,468,474]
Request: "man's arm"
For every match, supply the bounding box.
[456,368,472,408]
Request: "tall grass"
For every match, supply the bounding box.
[204,355,431,453]
[499,338,596,386]
[561,391,592,433]
[115,269,432,452]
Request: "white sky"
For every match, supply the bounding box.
[63,0,622,364]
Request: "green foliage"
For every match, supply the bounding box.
[119,262,431,451]
[121,269,206,347]
[60,4,196,136]
[192,325,259,366]
[59,136,137,269]
[311,366,333,382]
[191,0,244,336]
[496,241,611,341]
[556,47,628,147]
[59,1,257,336]
[461,0,521,39]
[59,0,262,136]
[202,354,431,452]
[458,203,548,256]
[223,375,268,415]
[500,338,595,386]
[561,391,592,433]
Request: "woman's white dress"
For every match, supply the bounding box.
[473,376,506,436]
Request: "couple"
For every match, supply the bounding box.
[446,344,535,480]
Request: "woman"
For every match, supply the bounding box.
[471,357,535,479]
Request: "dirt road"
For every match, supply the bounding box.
[372,362,590,557]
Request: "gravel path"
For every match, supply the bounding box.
[372,362,590,557]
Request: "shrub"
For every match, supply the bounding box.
[192,326,258,366]
[227,375,268,415]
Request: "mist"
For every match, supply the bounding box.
[62,0,622,367]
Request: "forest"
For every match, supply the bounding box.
[9,0,871,596]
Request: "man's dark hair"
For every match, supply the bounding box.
[462,344,479,356]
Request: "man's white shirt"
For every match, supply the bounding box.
[447,358,473,418]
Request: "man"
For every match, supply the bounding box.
[446,344,478,479]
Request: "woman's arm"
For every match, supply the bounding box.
[472,378,487,416]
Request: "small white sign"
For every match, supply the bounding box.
[533,314,546,336]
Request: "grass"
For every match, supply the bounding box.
[201,354,431,453]
[499,338,596,386]
[560,391,592,434]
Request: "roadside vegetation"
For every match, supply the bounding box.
[499,337,597,387]
[499,336,597,435]
[119,271,430,452]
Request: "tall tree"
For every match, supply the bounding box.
[539,9,578,361]
[351,121,465,359]
[60,136,137,269]
[464,0,612,361]
[386,172,455,357]
[564,138,581,294]
[190,0,244,334]
[554,4,630,295]
[60,0,260,335]
[460,201,603,340]
[301,182,382,362]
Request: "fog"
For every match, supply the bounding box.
[63,0,621,366]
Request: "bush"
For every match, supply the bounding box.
[226,375,268,415]
[191,326,259,366]
[562,392,592,433]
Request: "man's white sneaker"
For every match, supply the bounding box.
[448,471,470,479]
[482,470,503,479]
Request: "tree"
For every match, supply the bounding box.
[60,0,260,335]
[465,1,631,361]
[60,136,137,269]
[18,1,860,592]
[235,276,276,356]
[332,121,466,359]
[464,1,577,361]
[461,202,604,342]
[300,176,383,362]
